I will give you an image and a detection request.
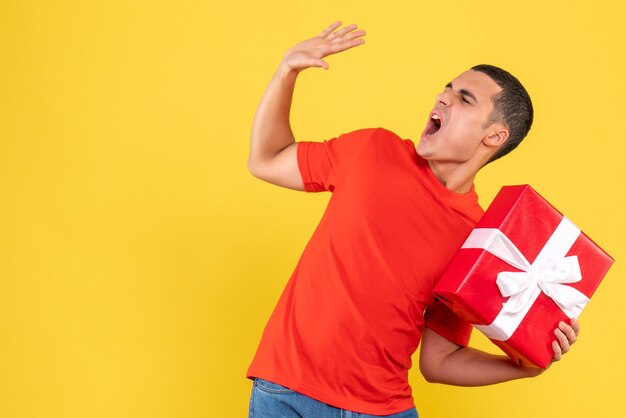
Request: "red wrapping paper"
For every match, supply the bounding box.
[433,184,614,368]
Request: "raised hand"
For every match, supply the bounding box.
[281,21,366,74]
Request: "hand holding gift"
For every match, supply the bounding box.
[520,317,580,377]
[434,185,613,369]
[552,317,580,362]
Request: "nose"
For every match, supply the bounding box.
[435,90,451,107]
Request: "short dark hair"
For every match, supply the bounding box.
[471,64,533,166]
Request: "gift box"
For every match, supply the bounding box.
[433,184,614,368]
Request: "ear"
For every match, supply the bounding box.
[483,127,509,147]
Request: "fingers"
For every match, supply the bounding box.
[314,59,329,70]
[329,23,359,39]
[552,340,562,361]
[325,27,366,55]
[321,22,365,42]
[552,318,580,362]
[554,326,570,354]
[560,319,578,343]
[344,29,367,42]
[319,21,343,37]
[333,29,366,51]
[326,37,365,55]
[304,21,366,68]
[570,317,580,337]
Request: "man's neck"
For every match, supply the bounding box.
[427,159,478,194]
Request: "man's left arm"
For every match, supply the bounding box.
[419,318,580,386]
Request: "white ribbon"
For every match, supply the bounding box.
[461,216,590,341]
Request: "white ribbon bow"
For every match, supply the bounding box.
[461,216,589,341]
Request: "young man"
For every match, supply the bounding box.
[245,21,580,418]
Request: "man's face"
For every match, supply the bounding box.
[417,69,503,162]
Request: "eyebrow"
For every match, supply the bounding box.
[445,82,478,103]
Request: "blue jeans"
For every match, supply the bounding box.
[249,377,419,418]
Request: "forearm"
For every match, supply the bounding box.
[248,62,299,166]
[429,346,542,386]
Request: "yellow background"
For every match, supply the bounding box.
[1,1,624,417]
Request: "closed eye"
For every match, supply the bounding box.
[444,87,472,104]
[444,82,478,104]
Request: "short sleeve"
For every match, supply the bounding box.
[296,128,378,193]
[424,298,473,347]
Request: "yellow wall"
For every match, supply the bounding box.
[1,1,624,417]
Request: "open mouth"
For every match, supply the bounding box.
[423,114,442,138]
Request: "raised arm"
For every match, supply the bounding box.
[246,21,366,190]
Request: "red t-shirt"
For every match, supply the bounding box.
[246,127,484,415]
